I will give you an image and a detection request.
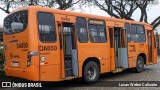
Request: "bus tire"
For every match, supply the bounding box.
[135,56,144,73]
[83,61,99,84]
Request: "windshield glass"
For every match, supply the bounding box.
[3,10,28,35]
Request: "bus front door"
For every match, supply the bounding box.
[59,22,78,78]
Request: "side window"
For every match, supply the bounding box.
[88,19,106,42]
[38,12,56,42]
[125,23,131,42]
[131,25,136,34]
[137,25,146,42]
[137,25,145,34]
[89,25,97,42]
[97,25,106,42]
[131,24,146,42]
[131,25,138,42]
[76,17,88,42]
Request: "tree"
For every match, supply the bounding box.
[92,0,138,20]
[91,0,149,21]
[136,0,148,23]
[151,16,160,29]
[0,0,81,14]
[89,0,159,28]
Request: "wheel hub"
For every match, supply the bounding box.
[87,67,96,80]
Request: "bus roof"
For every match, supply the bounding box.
[9,6,152,28]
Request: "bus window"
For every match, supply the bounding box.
[88,20,106,43]
[97,25,106,42]
[137,25,146,42]
[4,10,28,35]
[76,17,88,42]
[131,25,137,34]
[131,24,146,42]
[137,25,145,34]
[125,23,131,42]
[89,25,97,42]
[38,12,56,42]
[131,25,138,42]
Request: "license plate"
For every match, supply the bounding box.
[12,62,19,67]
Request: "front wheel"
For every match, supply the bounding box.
[135,56,144,73]
[82,61,100,84]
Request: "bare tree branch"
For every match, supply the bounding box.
[151,16,160,29]
[92,0,139,20]
[0,0,81,13]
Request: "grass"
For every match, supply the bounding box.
[0,68,3,72]
[0,66,5,81]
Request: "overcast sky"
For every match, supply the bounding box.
[0,0,160,28]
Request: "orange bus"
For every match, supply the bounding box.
[3,6,158,84]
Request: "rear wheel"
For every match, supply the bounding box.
[135,56,144,73]
[83,61,99,84]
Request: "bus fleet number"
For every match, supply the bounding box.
[16,42,28,49]
[39,45,57,51]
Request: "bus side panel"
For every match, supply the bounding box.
[38,12,61,81]
[40,65,60,81]
[128,43,136,68]
[153,48,158,64]
[128,25,149,68]
[110,48,115,70]
[77,43,111,77]
[38,33,61,81]
[128,42,147,68]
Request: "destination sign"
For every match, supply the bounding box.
[89,19,105,25]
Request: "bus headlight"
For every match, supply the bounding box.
[41,56,46,62]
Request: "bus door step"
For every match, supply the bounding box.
[113,68,123,73]
[148,63,154,65]
[65,68,74,77]
[65,76,77,80]
[64,60,74,77]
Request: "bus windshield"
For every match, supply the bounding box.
[3,10,28,35]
